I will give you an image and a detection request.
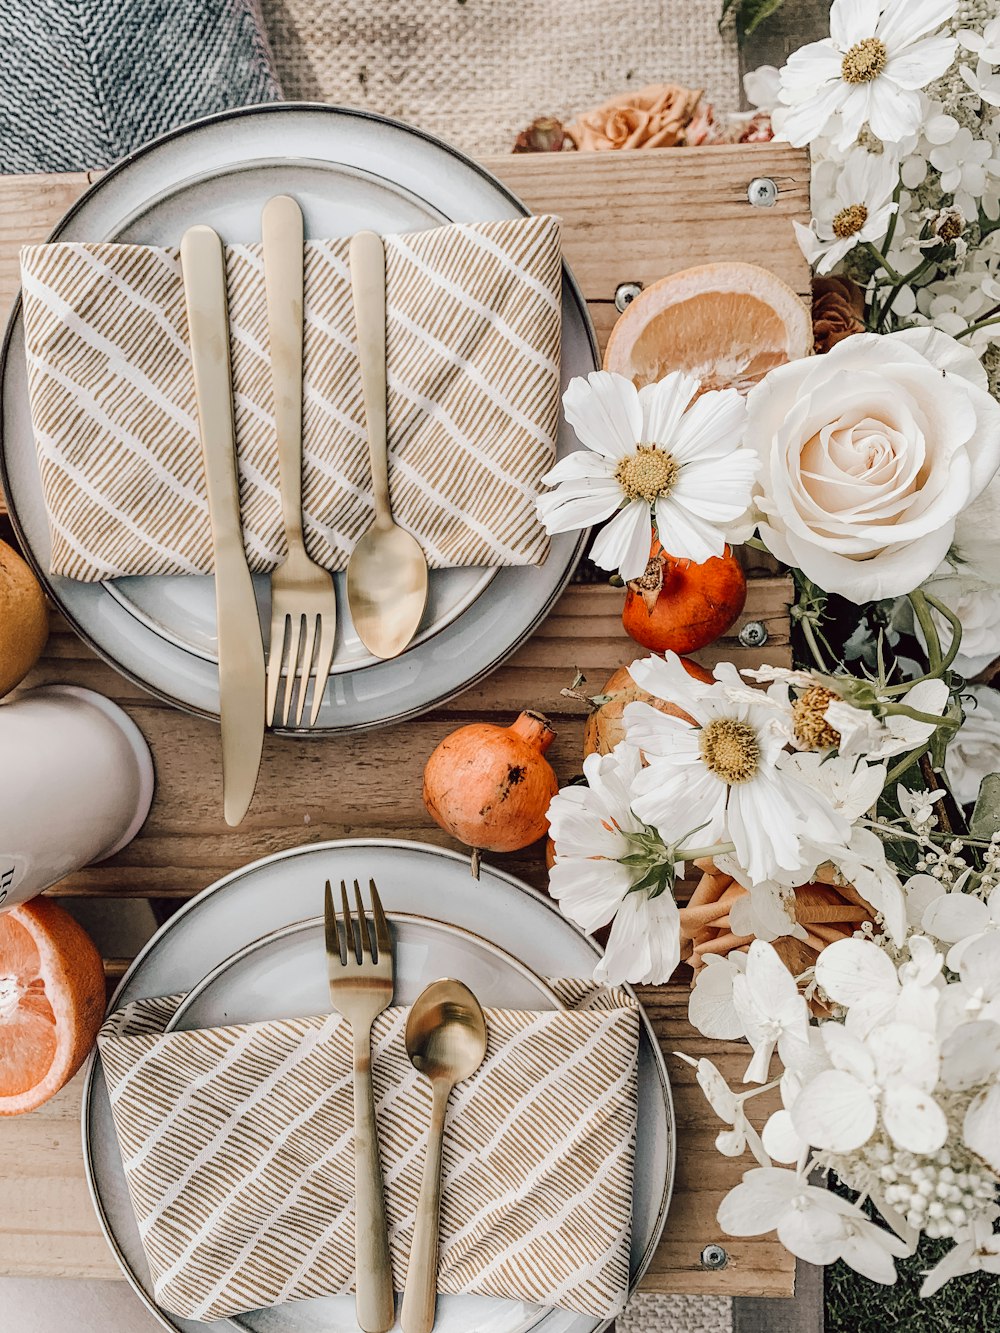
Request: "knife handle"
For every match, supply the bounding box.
[179,225,244,562]
[262,195,306,551]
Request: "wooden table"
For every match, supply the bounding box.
[0,144,807,1301]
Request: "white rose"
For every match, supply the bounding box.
[745,328,1000,603]
[946,685,1000,807]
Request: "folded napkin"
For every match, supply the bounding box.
[97,979,638,1323]
[19,214,562,582]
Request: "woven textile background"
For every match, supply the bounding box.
[260,0,741,156]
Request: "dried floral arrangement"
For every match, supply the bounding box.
[532,0,1000,1298]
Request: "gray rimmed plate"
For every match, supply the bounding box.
[82,840,675,1333]
[0,105,595,732]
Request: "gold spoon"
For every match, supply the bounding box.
[346,230,429,658]
[400,979,488,1333]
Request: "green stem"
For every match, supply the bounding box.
[882,701,957,729]
[882,181,902,255]
[801,614,832,673]
[678,840,736,863]
[956,313,1000,341]
[863,242,904,284]
[923,593,963,674]
[909,590,942,673]
[885,745,932,785]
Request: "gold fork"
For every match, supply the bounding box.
[262,194,337,728]
[325,878,395,1333]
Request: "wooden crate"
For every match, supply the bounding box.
[0,143,808,1300]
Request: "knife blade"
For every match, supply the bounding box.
[180,224,265,826]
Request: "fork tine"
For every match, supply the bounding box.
[354,878,375,962]
[280,614,303,726]
[294,614,319,727]
[340,878,360,963]
[369,878,391,958]
[324,880,340,962]
[308,615,336,727]
[266,613,287,727]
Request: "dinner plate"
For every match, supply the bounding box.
[83,840,675,1333]
[0,105,595,732]
[168,912,563,1333]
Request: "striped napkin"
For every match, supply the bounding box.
[97,980,638,1323]
[19,214,562,582]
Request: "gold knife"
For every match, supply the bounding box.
[180,225,265,827]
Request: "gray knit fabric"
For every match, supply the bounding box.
[0,0,282,173]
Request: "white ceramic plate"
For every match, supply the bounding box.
[0,105,595,732]
[168,912,562,1333]
[82,840,675,1333]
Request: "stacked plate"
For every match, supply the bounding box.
[83,839,675,1333]
[0,104,597,732]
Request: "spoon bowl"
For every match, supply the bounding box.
[346,522,429,661]
[401,979,488,1333]
[405,978,489,1084]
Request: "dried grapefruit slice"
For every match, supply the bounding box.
[0,899,105,1115]
[604,261,812,394]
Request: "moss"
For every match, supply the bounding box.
[826,1243,1000,1332]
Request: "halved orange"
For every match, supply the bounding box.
[0,899,106,1115]
[604,261,812,394]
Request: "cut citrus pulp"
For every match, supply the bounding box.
[604,261,812,394]
[0,898,106,1115]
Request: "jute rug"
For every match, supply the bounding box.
[259,0,741,155]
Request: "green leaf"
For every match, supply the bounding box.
[970,772,1000,840]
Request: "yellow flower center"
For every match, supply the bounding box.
[832,203,869,239]
[841,36,888,85]
[793,686,841,751]
[615,445,680,503]
[699,718,760,785]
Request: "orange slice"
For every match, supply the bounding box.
[604,261,812,395]
[0,899,106,1115]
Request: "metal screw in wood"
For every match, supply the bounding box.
[738,620,769,648]
[747,177,779,207]
[615,281,643,312]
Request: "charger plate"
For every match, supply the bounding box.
[82,840,675,1333]
[0,104,595,732]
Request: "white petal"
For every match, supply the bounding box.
[882,1083,948,1153]
[965,1083,1000,1173]
[920,1240,979,1298]
[831,0,875,49]
[761,1109,806,1164]
[535,478,625,532]
[653,494,726,563]
[562,371,643,460]
[589,499,653,579]
[638,371,700,447]
[667,386,748,465]
[689,955,748,1041]
[814,936,899,1007]
[877,0,958,52]
[923,891,990,944]
[940,1020,1000,1090]
[790,1069,877,1151]
[716,1167,801,1234]
[839,1226,905,1285]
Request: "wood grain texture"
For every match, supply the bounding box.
[0,145,807,1300]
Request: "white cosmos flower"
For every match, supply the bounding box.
[776,0,958,151]
[796,149,899,275]
[536,370,755,581]
[791,1020,947,1155]
[719,1167,911,1280]
[732,940,811,1083]
[920,1215,1000,1297]
[546,742,681,985]
[826,679,950,762]
[624,653,849,884]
